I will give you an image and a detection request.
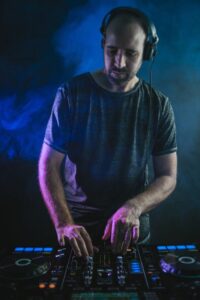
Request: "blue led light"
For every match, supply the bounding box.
[34,247,43,252]
[177,245,186,250]
[133,270,142,273]
[43,247,53,252]
[157,246,167,251]
[130,259,142,273]
[186,245,196,250]
[151,275,159,281]
[14,247,24,252]
[24,247,34,252]
[167,245,176,250]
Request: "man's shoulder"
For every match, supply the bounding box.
[140,80,171,111]
[141,80,168,101]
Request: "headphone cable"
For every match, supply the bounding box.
[149,56,155,88]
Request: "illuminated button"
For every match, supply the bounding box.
[177,245,186,250]
[167,246,176,250]
[57,248,66,253]
[186,245,196,250]
[24,247,34,252]
[38,283,46,289]
[132,270,142,273]
[151,275,160,282]
[131,261,140,265]
[131,266,141,271]
[132,268,141,271]
[157,246,167,251]
[51,277,59,282]
[49,283,57,289]
[43,247,53,252]
[14,247,24,252]
[34,247,43,252]
[55,253,65,259]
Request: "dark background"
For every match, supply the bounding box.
[0,0,200,246]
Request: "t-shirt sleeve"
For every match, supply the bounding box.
[152,98,177,156]
[43,85,70,154]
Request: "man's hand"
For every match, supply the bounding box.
[102,204,141,254]
[56,224,95,257]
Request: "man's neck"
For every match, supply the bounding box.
[91,70,139,93]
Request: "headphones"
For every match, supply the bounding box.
[100,6,159,61]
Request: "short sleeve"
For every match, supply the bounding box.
[152,98,177,156]
[44,85,70,154]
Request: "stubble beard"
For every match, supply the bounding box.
[108,69,135,87]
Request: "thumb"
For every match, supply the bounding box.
[58,234,65,246]
[102,220,112,240]
[56,227,64,246]
[132,226,139,242]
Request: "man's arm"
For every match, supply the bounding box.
[127,151,177,215]
[38,143,94,257]
[102,152,177,253]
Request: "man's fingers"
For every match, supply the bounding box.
[113,222,130,254]
[113,222,124,253]
[111,220,119,245]
[111,222,126,254]
[121,229,132,254]
[93,246,99,253]
[58,233,65,247]
[80,227,94,256]
[132,225,139,243]
[102,220,112,240]
[60,235,65,246]
[58,225,94,257]
[69,237,82,257]
[75,234,90,257]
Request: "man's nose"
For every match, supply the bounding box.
[114,51,126,68]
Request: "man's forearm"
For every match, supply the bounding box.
[125,175,176,216]
[38,161,74,228]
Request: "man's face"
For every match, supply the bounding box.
[103,20,146,88]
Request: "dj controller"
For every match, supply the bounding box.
[0,243,200,299]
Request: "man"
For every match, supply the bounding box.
[38,7,177,257]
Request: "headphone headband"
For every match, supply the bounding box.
[100,6,159,60]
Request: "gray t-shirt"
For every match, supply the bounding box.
[44,72,177,241]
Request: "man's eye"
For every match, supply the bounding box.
[108,49,117,55]
[126,51,137,57]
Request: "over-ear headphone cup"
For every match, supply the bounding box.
[143,42,156,61]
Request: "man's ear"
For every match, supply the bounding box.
[101,38,105,49]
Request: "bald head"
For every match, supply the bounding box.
[104,13,147,41]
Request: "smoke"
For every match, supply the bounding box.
[53,0,157,74]
[0,86,56,160]
[0,0,200,162]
